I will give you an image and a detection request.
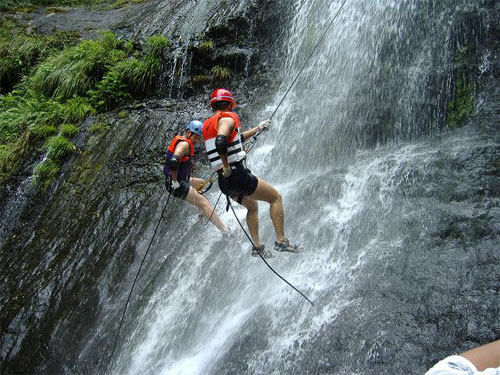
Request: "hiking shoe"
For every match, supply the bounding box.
[222,227,236,239]
[251,245,274,258]
[274,238,302,253]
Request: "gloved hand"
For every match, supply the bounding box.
[258,119,271,132]
[171,180,181,189]
[222,166,232,178]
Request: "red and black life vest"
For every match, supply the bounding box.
[163,136,195,181]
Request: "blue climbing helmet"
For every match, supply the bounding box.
[186,120,203,136]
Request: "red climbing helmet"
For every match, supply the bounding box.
[209,88,237,108]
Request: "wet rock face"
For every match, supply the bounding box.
[0,98,194,374]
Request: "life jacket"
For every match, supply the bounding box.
[163,135,194,181]
[202,112,246,171]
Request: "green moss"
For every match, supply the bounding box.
[45,7,68,13]
[447,46,475,128]
[89,122,111,133]
[118,110,128,119]
[447,73,474,128]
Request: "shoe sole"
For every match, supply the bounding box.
[274,247,303,253]
[251,252,274,258]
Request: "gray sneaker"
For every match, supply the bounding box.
[251,245,274,258]
[274,238,302,253]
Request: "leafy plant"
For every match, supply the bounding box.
[192,74,211,86]
[211,65,231,81]
[33,159,59,192]
[60,123,78,137]
[43,135,75,161]
[112,0,148,8]
[29,30,125,99]
[59,97,96,123]
[0,21,78,93]
[199,40,214,54]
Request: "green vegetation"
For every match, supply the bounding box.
[112,0,148,8]
[447,47,475,128]
[0,21,168,190]
[192,74,211,86]
[0,20,79,93]
[447,72,474,128]
[33,159,59,192]
[44,135,76,161]
[89,121,111,133]
[0,0,149,12]
[0,0,109,11]
[211,65,231,81]
[199,40,215,54]
[60,124,79,137]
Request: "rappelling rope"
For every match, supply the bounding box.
[227,199,314,305]
[225,0,349,305]
[105,193,172,374]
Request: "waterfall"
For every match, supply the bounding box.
[29,0,492,374]
[96,0,498,374]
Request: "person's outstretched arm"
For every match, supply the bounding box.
[461,340,500,371]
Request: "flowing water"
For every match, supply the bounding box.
[68,0,499,374]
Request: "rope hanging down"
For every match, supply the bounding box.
[227,200,314,305]
[105,194,172,374]
[228,0,349,305]
[104,1,349,370]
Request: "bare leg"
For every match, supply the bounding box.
[238,196,261,247]
[248,178,285,242]
[461,340,500,371]
[184,186,227,233]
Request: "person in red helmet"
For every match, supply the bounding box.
[164,120,229,234]
[202,88,301,258]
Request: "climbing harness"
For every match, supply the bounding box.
[105,194,172,374]
[227,199,314,306]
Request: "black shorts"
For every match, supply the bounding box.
[165,176,190,199]
[217,162,258,198]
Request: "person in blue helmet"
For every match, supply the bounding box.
[164,121,229,234]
